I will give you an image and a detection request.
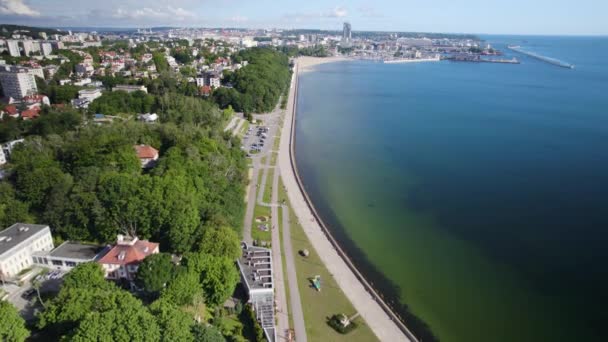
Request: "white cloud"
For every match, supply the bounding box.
[358,6,383,18]
[231,15,248,23]
[325,6,348,18]
[0,0,40,16]
[111,5,195,21]
[284,6,349,21]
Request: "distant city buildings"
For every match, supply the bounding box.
[6,40,20,57]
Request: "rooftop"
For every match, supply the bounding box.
[237,245,276,342]
[97,237,158,265]
[134,144,159,159]
[48,241,109,261]
[237,245,273,292]
[0,223,50,256]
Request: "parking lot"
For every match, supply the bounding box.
[242,125,271,156]
[1,268,65,321]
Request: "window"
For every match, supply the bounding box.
[51,260,63,266]
[65,261,76,267]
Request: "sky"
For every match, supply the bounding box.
[0,0,606,35]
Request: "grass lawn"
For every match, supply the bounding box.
[270,152,278,166]
[263,168,274,204]
[238,120,250,137]
[251,204,271,243]
[276,187,294,329]
[278,179,379,342]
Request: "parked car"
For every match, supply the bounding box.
[21,289,35,299]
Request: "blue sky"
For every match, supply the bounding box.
[0,0,606,35]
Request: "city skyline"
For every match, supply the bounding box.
[0,0,607,36]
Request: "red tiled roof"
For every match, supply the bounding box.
[134,144,159,159]
[21,107,41,119]
[24,95,45,103]
[200,85,212,95]
[98,239,158,265]
[4,105,18,115]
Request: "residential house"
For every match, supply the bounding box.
[199,85,212,97]
[75,63,94,76]
[78,88,102,102]
[97,235,159,280]
[134,144,159,168]
[113,85,148,94]
[137,113,158,123]
[2,105,19,118]
[21,107,41,120]
[23,94,50,107]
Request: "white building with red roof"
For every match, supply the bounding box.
[134,144,159,168]
[97,235,159,280]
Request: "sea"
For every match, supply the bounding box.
[294,35,608,342]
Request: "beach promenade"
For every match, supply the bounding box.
[278,57,415,342]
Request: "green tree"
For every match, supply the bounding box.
[150,300,195,342]
[0,183,32,228]
[49,84,80,104]
[70,294,161,342]
[0,301,30,342]
[136,253,175,295]
[198,226,241,260]
[62,262,108,289]
[153,52,169,73]
[160,269,202,306]
[183,253,239,307]
[191,324,225,342]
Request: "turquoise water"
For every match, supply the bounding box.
[295,36,608,342]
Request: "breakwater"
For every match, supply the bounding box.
[507,45,574,69]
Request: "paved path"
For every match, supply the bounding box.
[242,165,258,245]
[224,116,239,132]
[269,160,289,341]
[281,203,307,342]
[278,61,413,342]
[231,118,245,136]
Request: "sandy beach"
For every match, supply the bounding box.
[297,56,352,73]
[277,59,416,342]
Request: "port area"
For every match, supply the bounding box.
[507,45,574,69]
[444,54,520,64]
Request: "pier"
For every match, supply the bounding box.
[446,54,520,64]
[507,46,574,69]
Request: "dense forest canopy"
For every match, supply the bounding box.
[213,48,291,114]
[1,94,246,253]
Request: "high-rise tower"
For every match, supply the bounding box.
[342,22,352,43]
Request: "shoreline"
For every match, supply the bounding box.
[278,57,417,342]
[297,56,353,73]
